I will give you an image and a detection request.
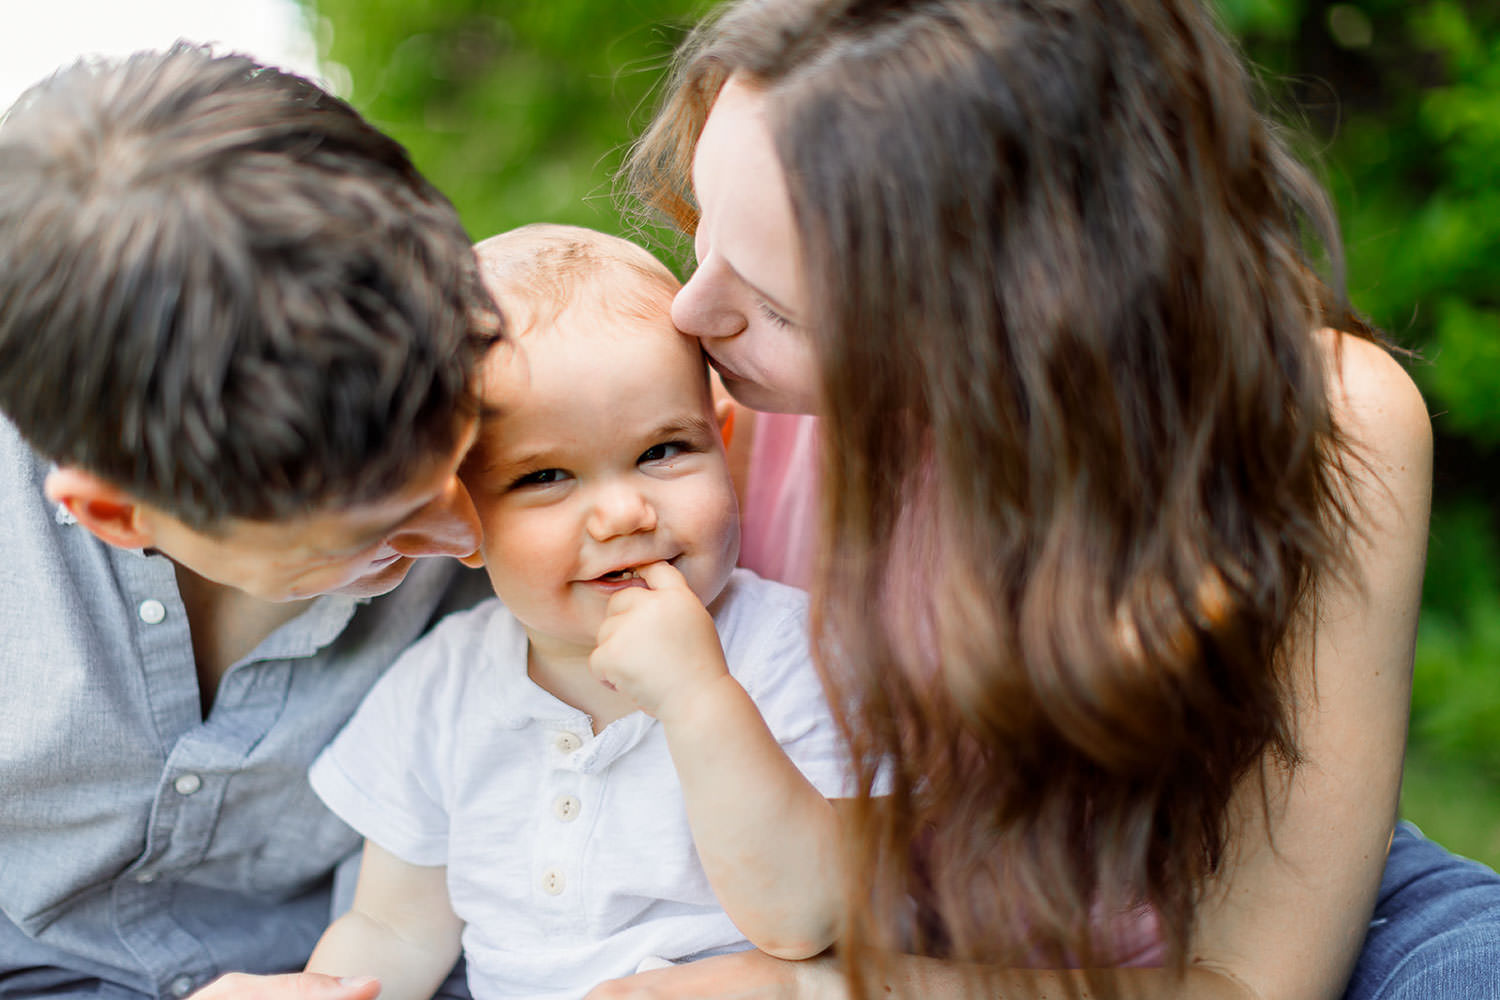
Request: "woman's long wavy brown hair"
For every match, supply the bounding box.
[630,0,1379,994]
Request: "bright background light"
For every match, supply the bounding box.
[0,0,321,111]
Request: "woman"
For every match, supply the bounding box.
[591,0,1453,997]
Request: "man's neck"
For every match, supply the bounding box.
[172,562,313,718]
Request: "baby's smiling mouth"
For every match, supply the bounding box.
[585,556,681,585]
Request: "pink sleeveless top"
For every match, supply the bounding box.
[736,412,821,589]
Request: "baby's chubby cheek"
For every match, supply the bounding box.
[694,497,741,603]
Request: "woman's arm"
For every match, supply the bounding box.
[306,841,465,1000]
[1185,332,1431,1000]
[585,946,1266,999]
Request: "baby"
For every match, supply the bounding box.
[304,224,846,1000]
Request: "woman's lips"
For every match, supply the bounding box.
[705,352,746,384]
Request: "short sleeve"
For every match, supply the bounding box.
[717,572,855,799]
[308,612,481,866]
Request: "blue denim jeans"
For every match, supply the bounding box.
[1343,821,1500,999]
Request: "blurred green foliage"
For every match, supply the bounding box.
[1218,0,1500,862]
[299,0,711,242]
[302,0,1500,861]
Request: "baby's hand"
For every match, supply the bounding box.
[590,561,728,722]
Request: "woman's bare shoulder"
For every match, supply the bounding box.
[1318,328,1432,485]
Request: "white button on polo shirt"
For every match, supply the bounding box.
[553,731,582,754]
[138,599,166,625]
[173,773,202,796]
[540,868,566,895]
[553,794,581,822]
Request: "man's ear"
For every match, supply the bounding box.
[44,467,155,550]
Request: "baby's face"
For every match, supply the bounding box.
[463,304,740,656]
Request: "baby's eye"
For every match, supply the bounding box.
[639,441,691,464]
[511,468,569,489]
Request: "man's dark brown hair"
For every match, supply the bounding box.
[0,44,500,527]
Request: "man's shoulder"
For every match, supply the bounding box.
[0,414,57,517]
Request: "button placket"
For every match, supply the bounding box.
[536,735,591,911]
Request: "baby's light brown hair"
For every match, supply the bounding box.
[473,223,681,342]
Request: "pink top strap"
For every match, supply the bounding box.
[737,412,821,589]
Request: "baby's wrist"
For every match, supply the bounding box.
[654,668,740,732]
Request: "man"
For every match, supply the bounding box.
[0,45,499,999]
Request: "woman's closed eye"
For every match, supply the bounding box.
[757,299,795,329]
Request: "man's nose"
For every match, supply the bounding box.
[671,258,745,341]
[386,476,483,560]
[585,483,658,542]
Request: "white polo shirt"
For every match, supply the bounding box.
[309,569,848,1000]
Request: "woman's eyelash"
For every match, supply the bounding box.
[757,300,794,328]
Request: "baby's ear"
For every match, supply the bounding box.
[716,395,736,451]
[44,466,155,551]
[709,370,737,450]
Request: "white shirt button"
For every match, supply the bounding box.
[553,794,581,822]
[173,773,202,796]
[540,868,566,895]
[134,870,157,884]
[169,975,196,997]
[138,599,167,625]
[553,732,582,753]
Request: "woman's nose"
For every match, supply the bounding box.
[672,258,745,341]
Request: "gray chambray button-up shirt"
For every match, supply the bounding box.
[0,416,487,999]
